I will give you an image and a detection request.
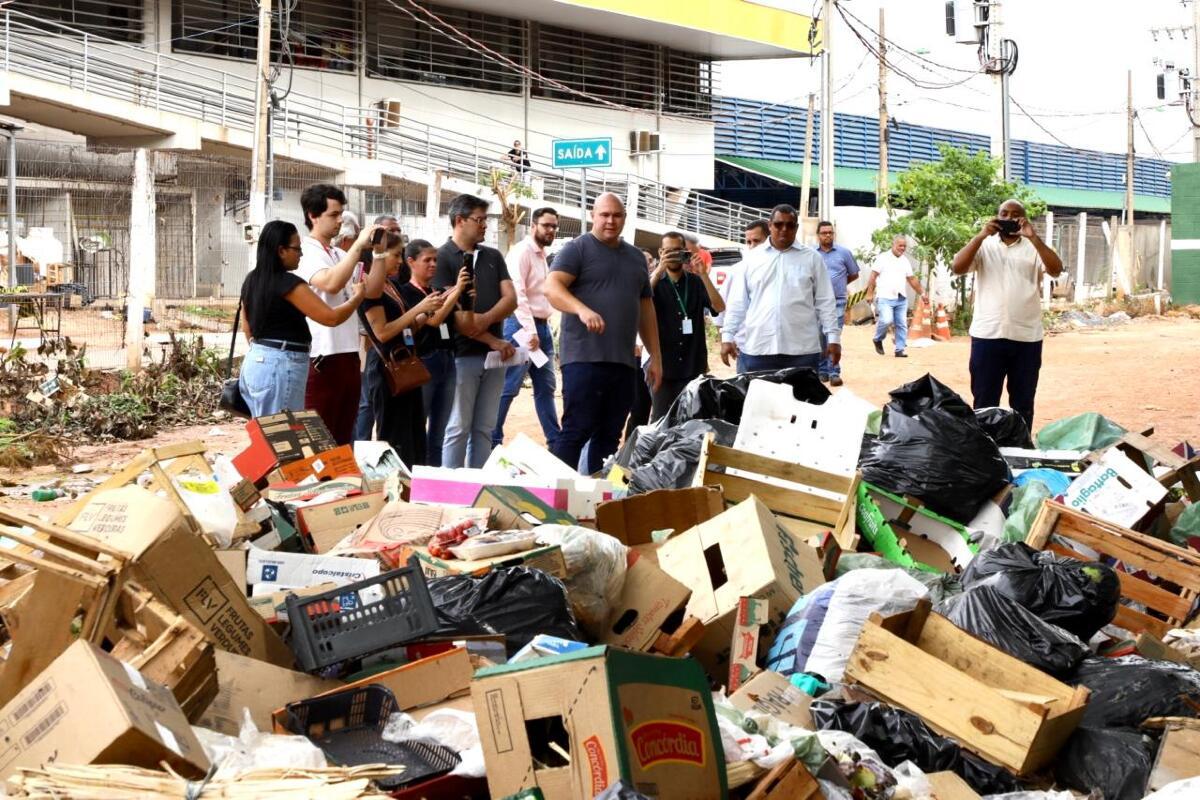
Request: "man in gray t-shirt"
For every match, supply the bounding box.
[546,192,662,474]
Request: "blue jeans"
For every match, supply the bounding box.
[738,353,821,374]
[353,348,383,441]
[238,341,309,417]
[553,362,635,476]
[421,349,456,467]
[874,297,909,354]
[492,318,560,448]
[819,298,848,378]
[442,354,506,469]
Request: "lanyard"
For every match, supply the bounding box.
[667,275,689,317]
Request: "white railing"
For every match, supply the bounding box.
[3,10,763,241]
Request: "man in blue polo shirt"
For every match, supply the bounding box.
[815,220,859,386]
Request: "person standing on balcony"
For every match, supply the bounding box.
[951,199,1064,430]
[815,221,860,386]
[545,192,662,474]
[865,235,927,359]
[649,231,723,420]
[506,140,531,175]
[297,184,378,444]
[720,204,840,375]
[435,194,517,469]
[492,207,562,450]
[238,221,364,418]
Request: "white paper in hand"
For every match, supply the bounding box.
[513,328,550,368]
[484,349,529,369]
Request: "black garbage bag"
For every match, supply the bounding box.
[1055,727,1156,800]
[938,586,1088,675]
[974,407,1035,448]
[809,700,1022,795]
[661,368,829,428]
[1071,656,1200,728]
[617,419,739,493]
[859,375,1009,523]
[427,567,583,656]
[959,542,1120,640]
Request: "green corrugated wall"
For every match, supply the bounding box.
[1171,163,1200,304]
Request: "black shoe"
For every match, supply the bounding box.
[819,374,830,383]
[895,351,908,358]
[873,339,884,355]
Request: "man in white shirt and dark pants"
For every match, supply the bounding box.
[951,199,1064,430]
[720,204,840,374]
[865,235,927,358]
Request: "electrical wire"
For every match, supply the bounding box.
[1135,112,1166,159]
[1009,94,1087,151]
[836,4,986,91]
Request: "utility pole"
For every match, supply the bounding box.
[248,0,272,257]
[1194,0,1200,161]
[800,93,815,221]
[877,7,889,206]
[1126,70,1136,229]
[819,0,835,221]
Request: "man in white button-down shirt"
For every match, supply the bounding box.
[720,204,841,374]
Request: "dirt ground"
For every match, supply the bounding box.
[4,316,1199,514]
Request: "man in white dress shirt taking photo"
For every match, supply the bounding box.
[720,204,840,375]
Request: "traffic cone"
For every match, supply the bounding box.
[932,303,952,341]
[909,300,931,342]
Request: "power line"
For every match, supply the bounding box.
[1135,111,1166,158]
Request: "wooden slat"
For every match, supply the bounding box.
[710,473,844,523]
[0,507,129,558]
[1055,518,1200,586]
[705,443,854,496]
[1114,605,1170,639]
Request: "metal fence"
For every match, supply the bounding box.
[1051,214,1170,298]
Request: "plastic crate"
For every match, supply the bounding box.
[284,684,459,790]
[286,556,438,671]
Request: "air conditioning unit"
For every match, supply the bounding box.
[376,98,401,128]
[628,130,662,156]
[946,0,988,45]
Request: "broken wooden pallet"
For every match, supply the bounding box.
[746,758,823,800]
[1026,500,1200,638]
[692,433,859,550]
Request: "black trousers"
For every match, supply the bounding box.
[969,337,1044,433]
[624,366,652,442]
[650,377,693,423]
[553,362,635,475]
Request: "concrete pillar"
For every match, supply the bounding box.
[424,169,444,241]
[127,147,155,372]
[1074,212,1087,304]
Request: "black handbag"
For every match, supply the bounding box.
[219,301,252,418]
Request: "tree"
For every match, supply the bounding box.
[867,144,1046,315]
[484,167,533,253]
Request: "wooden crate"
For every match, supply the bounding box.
[55,441,260,545]
[844,599,1090,776]
[1103,431,1200,503]
[746,758,823,800]
[692,434,859,549]
[1026,500,1200,638]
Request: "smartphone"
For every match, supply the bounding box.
[996,218,1020,237]
[461,252,475,311]
[371,228,385,246]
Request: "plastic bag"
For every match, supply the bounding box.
[618,418,739,493]
[1011,467,1074,495]
[809,700,1022,796]
[660,368,830,428]
[427,567,583,656]
[1001,481,1052,543]
[1070,656,1200,728]
[1170,501,1200,548]
[959,542,1120,640]
[859,375,1010,524]
[594,780,653,800]
[382,708,484,778]
[975,407,1034,449]
[938,586,1088,675]
[833,554,964,605]
[533,525,627,638]
[195,709,326,780]
[1054,726,1155,800]
[765,569,929,682]
[1035,412,1126,450]
[1144,777,1200,800]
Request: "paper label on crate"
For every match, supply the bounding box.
[155,721,184,757]
[1062,450,1169,528]
[583,735,609,797]
[629,720,706,768]
[120,661,148,691]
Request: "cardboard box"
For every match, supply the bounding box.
[295,491,386,553]
[408,542,568,580]
[844,600,1089,775]
[353,441,410,493]
[248,582,338,623]
[412,466,566,509]
[595,487,724,546]
[214,548,248,590]
[657,497,825,678]
[338,500,490,562]
[68,486,294,667]
[197,650,341,736]
[246,547,380,593]
[856,482,979,574]
[275,444,361,484]
[472,646,726,800]
[1062,449,1169,528]
[483,434,615,518]
[474,485,577,530]
[232,410,337,486]
[0,640,209,782]
[598,551,691,652]
[728,670,814,730]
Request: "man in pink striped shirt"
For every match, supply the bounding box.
[492,207,562,448]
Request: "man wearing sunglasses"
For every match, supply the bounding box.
[720,204,840,375]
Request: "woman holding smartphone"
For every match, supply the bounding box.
[359,232,445,466]
[238,220,364,417]
[398,239,471,466]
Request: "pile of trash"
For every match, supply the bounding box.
[0,370,1198,800]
